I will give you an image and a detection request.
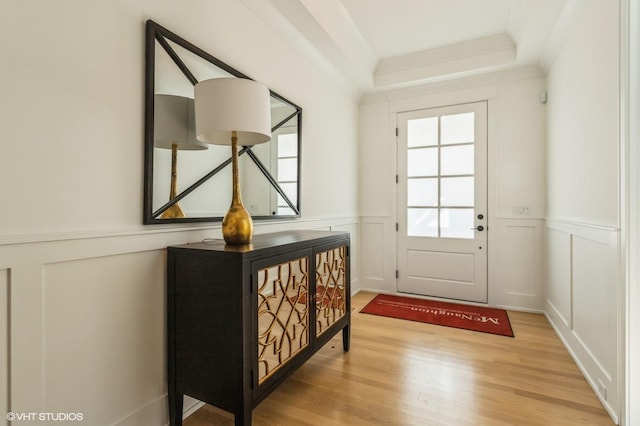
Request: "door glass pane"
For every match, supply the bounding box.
[408,208,438,237]
[441,112,474,145]
[277,158,297,181]
[441,145,474,175]
[408,178,438,206]
[408,147,438,177]
[440,209,474,239]
[408,117,438,147]
[278,133,298,156]
[441,177,473,206]
[404,107,481,240]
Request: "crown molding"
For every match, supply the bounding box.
[374,33,516,88]
[361,65,545,105]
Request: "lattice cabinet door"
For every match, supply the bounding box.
[315,245,348,337]
[255,252,311,385]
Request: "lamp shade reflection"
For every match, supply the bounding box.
[154,94,208,218]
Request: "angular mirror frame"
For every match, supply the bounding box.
[143,20,302,224]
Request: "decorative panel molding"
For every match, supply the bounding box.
[359,218,397,295]
[544,219,620,423]
[572,235,617,378]
[546,228,572,327]
[42,251,166,424]
[491,219,545,311]
[361,221,385,280]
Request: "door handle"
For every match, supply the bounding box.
[471,225,484,232]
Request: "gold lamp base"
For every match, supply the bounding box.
[222,133,253,245]
[222,202,253,244]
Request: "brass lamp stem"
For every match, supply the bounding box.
[160,143,185,219]
[169,143,179,199]
[222,131,253,244]
[231,133,242,205]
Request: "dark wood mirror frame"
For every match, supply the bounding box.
[144,20,302,224]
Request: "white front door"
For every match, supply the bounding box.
[397,102,488,303]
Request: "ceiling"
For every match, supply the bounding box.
[242,0,576,93]
[341,0,515,59]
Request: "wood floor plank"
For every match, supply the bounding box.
[183,292,613,425]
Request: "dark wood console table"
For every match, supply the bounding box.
[167,230,351,425]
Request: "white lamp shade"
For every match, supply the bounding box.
[194,78,271,146]
[154,95,208,150]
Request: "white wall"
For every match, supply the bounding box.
[358,67,547,311]
[0,1,359,236]
[545,0,621,422]
[546,4,619,227]
[0,1,359,425]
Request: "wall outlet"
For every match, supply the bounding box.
[512,205,530,216]
[597,379,607,400]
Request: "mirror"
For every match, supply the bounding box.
[144,20,301,224]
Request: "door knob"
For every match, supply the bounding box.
[471,225,484,231]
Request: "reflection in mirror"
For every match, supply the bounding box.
[144,20,301,224]
[154,94,208,219]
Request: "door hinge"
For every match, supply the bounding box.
[396,223,399,232]
[396,269,399,279]
[396,127,399,137]
[395,174,398,184]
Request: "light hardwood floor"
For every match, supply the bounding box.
[184,291,613,425]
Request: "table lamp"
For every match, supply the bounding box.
[194,78,271,244]
[154,94,208,219]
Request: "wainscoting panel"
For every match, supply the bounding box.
[546,228,572,327]
[361,221,384,280]
[572,234,618,379]
[0,269,8,426]
[491,219,545,311]
[0,217,358,425]
[545,219,620,422]
[359,218,396,294]
[42,251,166,424]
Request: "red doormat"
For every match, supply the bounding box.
[360,294,514,337]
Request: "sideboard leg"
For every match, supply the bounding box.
[168,391,183,426]
[342,323,350,352]
[234,408,252,426]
